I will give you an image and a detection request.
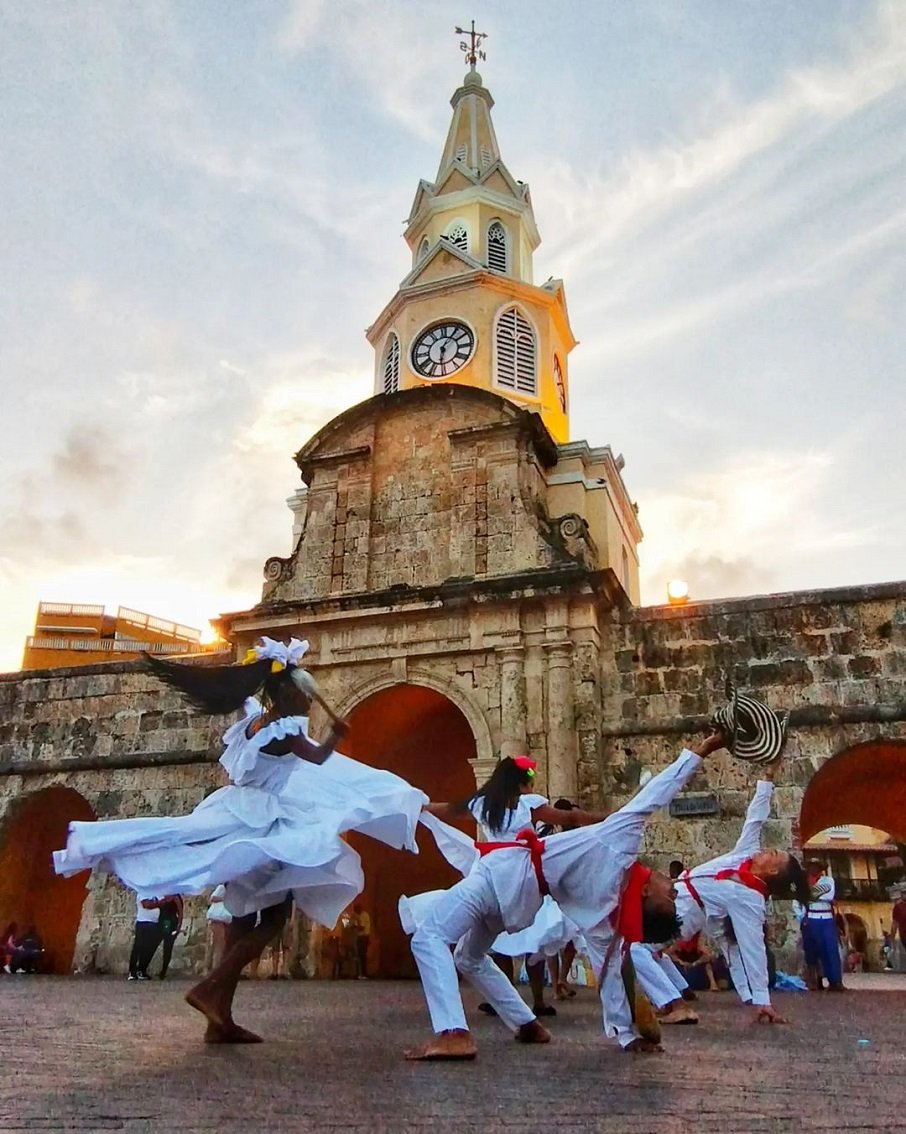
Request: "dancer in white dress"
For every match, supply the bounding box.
[421,756,609,1022]
[54,637,427,1043]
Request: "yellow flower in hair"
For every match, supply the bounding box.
[270,660,285,674]
[241,648,259,666]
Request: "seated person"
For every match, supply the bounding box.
[10,926,44,974]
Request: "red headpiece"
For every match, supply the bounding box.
[513,755,537,773]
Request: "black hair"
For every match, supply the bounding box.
[766,853,811,906]
[466,757,534,836]
[142,653,307,716]
[641,907,683,945]
[668,860,685,879]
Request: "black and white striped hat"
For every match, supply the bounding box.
[711,678,789,764]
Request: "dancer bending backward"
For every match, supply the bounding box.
[404,730,727,1061]
[54,637,427,1043]
[426,757,608,1020]
[673,754,809,1025]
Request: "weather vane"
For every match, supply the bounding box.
[454,20,487,70]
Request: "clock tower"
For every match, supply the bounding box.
[366,63,575,444]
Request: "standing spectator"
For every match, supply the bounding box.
[205,885,232,973]
[668,860,685,880]
[127,894,162,981]
[1,923,18,974]
[156,895,184,979]
[353,903,372,979]
[892,894,906,972]
[801,862,845,992]
[881,928,894,971]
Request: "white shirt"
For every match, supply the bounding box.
[675,779,774,1007]
[206,883,233,924]
[806,875,836,919]
[468,792,548,841]
[135,894,160,923]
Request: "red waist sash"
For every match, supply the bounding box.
[476,827,550,897]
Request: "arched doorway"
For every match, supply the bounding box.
[343,684,477,978]
[799,740,906,843]
[0,786,95,973]
[799,740,906,972]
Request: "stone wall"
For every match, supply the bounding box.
[599,581,906,962]
[0,660,228,975]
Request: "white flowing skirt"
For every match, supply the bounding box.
[54,753,426,927]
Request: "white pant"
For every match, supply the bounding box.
[410,868,537,1035]
[630,943,688,1009]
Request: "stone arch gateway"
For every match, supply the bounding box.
[342,682,478,978]
[799,739,906,844]
[0,786,96,973]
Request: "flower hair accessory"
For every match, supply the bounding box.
[513,755,537,778]
[242,636,310,674]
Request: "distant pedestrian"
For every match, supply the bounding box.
[801,862,844,992]
[127,894,162,981]
[353,903,371,979]
[157,895,184,979]
[892,894,906,972]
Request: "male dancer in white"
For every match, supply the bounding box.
[404,730,727,1062]
[673,758,809,1025]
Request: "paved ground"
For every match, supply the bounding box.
[4,976,906,1133]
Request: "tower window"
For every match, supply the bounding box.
[495,307,537,396]
[381,332,400,394]
[487,221,508,274]
[480,144,492,168]
[446,222,468,253]
[553,354,567,413]
[417,237,429,263]
[455,143,467,163]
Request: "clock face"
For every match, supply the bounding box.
[411,321,475,378]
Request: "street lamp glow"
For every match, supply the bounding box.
[667,579,690,605]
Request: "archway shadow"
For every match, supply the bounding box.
[0,786,95,972]
[799,739,906,843]
[344,684,477,978]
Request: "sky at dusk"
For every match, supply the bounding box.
[1,1,904,671]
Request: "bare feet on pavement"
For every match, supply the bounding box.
[404,1029,477,1061]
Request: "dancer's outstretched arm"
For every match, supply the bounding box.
[423,800,610,827]
[730,759,780,859]
[262,719,350,765]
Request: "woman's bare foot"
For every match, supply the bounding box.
[186,983,232,1032]
[515,1020,552,1044]
[204,1021,263,1044]
[404,1029,477,1061]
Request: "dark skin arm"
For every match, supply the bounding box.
[423,801,611,826]
[260,720,350,765]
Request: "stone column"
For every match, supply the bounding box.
[545,641,577,801]
[497,646,527,758]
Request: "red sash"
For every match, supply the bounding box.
[611,862,652,948]
[476,828,550,896]
[713,857,768,896]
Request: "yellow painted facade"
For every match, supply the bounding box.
[367,69,575,445]
[21,602,210,671]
